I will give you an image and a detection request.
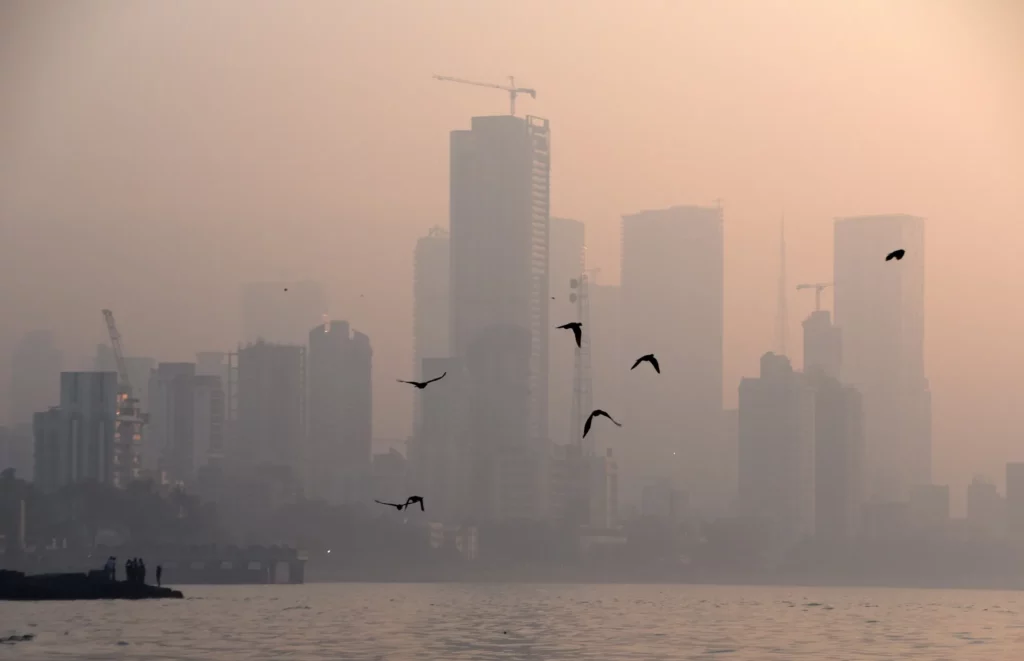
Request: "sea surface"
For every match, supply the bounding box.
[2,582,1024,660]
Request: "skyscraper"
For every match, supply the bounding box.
[408,356,470,523]
[235,341,306,483]
[834,214,929,501]
[620,205,724,512]
[192,375,225,473]
[413,227,450,430]
[548,217,586,445]
[802,310,842,380]
[307,320,372,504]
[240,281,327,346]
[449,114,550,520]
[809,370,864,542]
[147,362,197,479]
[738,353,816,542]
[588,282,623,455]
[9,330,62,425]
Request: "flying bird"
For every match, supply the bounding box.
[374,496,425,512]
[885,249,905,261]
[397,372,446,389]
[631,354,660,374]
[557,322,583,348]
[583,409,622,438]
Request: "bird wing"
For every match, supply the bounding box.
[425,372,447,385]
[573,326,582,347]
[595,410,623,426]
[419,499,425,511]
[375,499,401,508]
[650,356,661,373]
[630,357,642,370]
[583,414,593,438]
[396,379,414,385]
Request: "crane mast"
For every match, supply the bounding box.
[101,309,144,487]
[102,309,132,394]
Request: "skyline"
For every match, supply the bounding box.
[2,0,1024,514]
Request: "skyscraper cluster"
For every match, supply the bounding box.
[4,110,936,549]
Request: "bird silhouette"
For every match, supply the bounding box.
[583,409,622,438]
[885,249,905,261]
[631,354,660,374]
[374,496,425,512]
[557,322,583,348]
[397,372,446,389]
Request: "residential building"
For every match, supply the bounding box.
[966,476,1004,539]
[449,114,550,520]
[588,283,623,458]
[1006,463,1024,538]
[809,370,864,542]
[235,341,306,484]
[589,448,619,529]
[307,320,372,504]
[548,217,586,445]
[408,357,470,523]
[738,353,815,542]
[147,362,197,481]
[413,226,450,429]
[32,372,118,492]
[192,375,225,472]
[834,214,929,501]
[621,205,724,513]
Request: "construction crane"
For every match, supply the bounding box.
[101,309,133,395]
[795,282,834,312]
[433,75,536,116]
[101,309,145,487]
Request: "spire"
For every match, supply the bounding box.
[776,214,788,357]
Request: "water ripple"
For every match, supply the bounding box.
[1,583,1023,660]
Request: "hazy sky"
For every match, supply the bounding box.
[1,0,1022,508]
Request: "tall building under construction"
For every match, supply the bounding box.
[449,114,551,520]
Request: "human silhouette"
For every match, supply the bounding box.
[556,322,583,348]
[631,354,660,373]
[583,409,622,438]
[397,372,447,389]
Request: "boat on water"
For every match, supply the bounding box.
[0,570,183,601]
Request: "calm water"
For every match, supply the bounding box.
[2,583,1024,660]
